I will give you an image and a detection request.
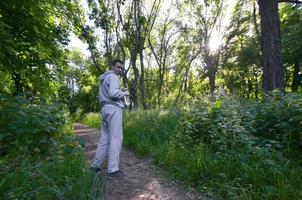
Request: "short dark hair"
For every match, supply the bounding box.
[111,59,124,66]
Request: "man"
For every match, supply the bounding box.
[90,59,129,178]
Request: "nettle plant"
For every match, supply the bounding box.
[180,93,302,153]
[253,93,302,149]
[179,98,259,152]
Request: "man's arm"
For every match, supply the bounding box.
[108,74,126,99]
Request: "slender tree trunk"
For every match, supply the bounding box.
[157,65,163,107]
[258,0,285,92]
[129,0,140,110]
[139,50,147,109]
[209,71,216,98]
[292,63,301,92]
[87,41,98,70]
[12,72,23,95]
[105,28,112,66]
[253,2,262,47]
[205,50,216,98]
[130,50,139,110]
[247,78,253,98]
[136,0,147,109]
[252,67,259,99]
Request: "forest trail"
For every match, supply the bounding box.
[74,123,212,200]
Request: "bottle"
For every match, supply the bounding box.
[124,95,130,106]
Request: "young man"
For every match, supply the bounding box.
[91,59,129,178]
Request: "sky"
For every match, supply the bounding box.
[67,0,91,57]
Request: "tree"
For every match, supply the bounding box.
[177,0,226,98]
[257,0,285,92]
[148,2,177,107]
[257,0,302,93]
[220,0,262,98]
[0,0,83,98]
[280,3,302,92]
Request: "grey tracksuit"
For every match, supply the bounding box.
[91,70,126,173]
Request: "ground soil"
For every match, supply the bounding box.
[74,123,213,200]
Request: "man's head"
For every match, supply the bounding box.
[111,59,125,76]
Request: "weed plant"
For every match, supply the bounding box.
[82,94,302,199]
[0,95,105,200]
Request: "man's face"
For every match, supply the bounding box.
[112,62,125,76]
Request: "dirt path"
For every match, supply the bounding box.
[74,123,212,200]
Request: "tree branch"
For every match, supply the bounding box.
[279,0,302,4]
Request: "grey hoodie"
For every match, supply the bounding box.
[99,71,126,109]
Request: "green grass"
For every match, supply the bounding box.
[0,136,105,200]
[81,95,302,200]
[81,112,101,129]
[0,95,105,200]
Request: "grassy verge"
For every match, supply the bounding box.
[0,135,105,200]
[0,95,105,200]
[81,95,302,200]
[81,112,102,129]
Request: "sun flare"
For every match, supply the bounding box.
[208,34,221,52]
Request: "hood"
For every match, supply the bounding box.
[100,71,115,83]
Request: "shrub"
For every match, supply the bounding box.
[253,93,302,149]
[0,136,105,200]
[0,95,66,154]
[122,94,302,199]
[80,94,302,199]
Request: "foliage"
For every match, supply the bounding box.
[59,49,100,115]
[280,4,302,91]
[0,136,105,200]
[0,95,67,154]
[0,96,105,199]
[123,109,181,156]
[88,94,302,200]
[252,93,302,149]
[0,0,84,97]
[81,113,102,129]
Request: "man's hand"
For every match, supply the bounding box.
[124,91,130,96]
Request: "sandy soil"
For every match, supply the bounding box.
[74,123,214,200]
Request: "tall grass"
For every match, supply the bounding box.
[0,136,105,200]
[82,94,302,199]
[0,95,105,200]
[81,112,102,129]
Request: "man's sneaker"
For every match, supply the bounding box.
[108,170,125,178]
[90,166,101,173]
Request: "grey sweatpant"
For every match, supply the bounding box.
[91,104,123,173]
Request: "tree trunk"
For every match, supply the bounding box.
[12,72,23,96]
[129,0,140,111]
[130,50,139,110]
[157,65,163,107]
[139,50,147,109]
[105,28,112,66]
[252,67,259,99]
[209,71,216,98]
[258,0,285,92]
[292,63,301,92]
[205,49,216,98]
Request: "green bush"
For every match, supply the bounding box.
[122,94,302,200]
[80,94,302,199]
[0,95,105,200]
[0,136,105,200]
[253,93,302,149]
[0,95,66,154]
